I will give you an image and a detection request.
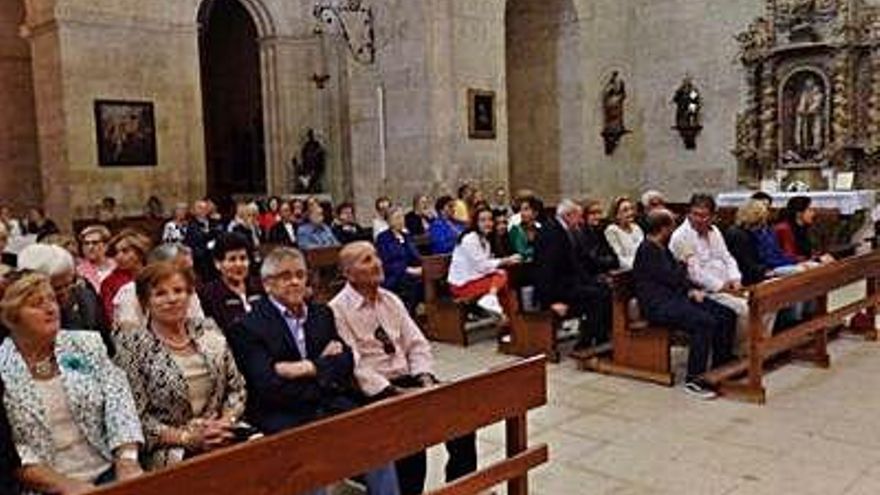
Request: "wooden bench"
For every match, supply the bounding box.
[422,254,472,345]
[703,249,880,404]
[573,270,675,386]
[93,357,549,495]
[304,246,344,304]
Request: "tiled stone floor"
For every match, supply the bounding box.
[417,282,880,494]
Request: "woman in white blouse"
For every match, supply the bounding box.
[447,206,522,317]
[604,196,644,270]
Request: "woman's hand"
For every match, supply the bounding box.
[114,459,143,481]
[200,418,235,450]
[57,479,94,495]
[502,254,523,266]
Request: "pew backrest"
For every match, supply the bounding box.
[92,356,549,495]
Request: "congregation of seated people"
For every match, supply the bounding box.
[0,184,841,492]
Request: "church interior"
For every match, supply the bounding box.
[2,0,880,494]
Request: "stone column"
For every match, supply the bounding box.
[21,0,72,228]
[831,51,853,150]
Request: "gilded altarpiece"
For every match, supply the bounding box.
[735,0,880,189]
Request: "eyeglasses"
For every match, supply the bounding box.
[374,326,396,355]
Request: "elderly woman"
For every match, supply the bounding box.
[375,206,422,315]
[100,229,152,326]
[580,199,620,275]
[113,262,247,470]
[76,225,116,293]
[604,196,644,270]
[227,202,262,255]
[404,194,434,236]
[297,204,340,250]
[113,243,205,333]
[0,271,143,492]
[17,244,112,354]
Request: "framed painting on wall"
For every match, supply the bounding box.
[94,99,158,166]
[468,89,496,140]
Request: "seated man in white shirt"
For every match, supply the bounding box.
[329,241,477,495]
[670,194,773,348]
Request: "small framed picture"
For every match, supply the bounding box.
[835,171,854,191]
[94,100,158,166]
[467,89,496,140]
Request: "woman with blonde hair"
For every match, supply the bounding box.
[724,199,801,286]
[604,196,644,270]
[0,271,143,492]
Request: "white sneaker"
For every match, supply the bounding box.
[477,294,504,316]
[683,380,718,400]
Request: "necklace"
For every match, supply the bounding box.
[157,333,193,351]
[28,355,58,379]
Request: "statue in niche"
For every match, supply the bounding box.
[293,128,326,193]
[672,75,703,149]
[795,77,824,154]
[781,71,828,164]
[601,71,630,155]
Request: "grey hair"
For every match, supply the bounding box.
[148,243,191,264]
[556,199,581,217]
[18,243,75,277]
[641,190,665,207]
[260,247,307,280]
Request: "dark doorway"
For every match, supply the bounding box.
[199,0,266,198]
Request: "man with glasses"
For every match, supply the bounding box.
[329,241,477,495]
[76,225,116,293]
[227,246,399,495]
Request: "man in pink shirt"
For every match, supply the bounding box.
[330,241,477,495]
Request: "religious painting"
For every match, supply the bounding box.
[779,69,829,166]
[94,100,157,167]
[468,89,496,140]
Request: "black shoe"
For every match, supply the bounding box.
[683,379,718,400]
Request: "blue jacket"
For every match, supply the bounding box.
[297,222,341,250]
[428,217,464,255]
[751,227,797,269]
[376,230,421,289]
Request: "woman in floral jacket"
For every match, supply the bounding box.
[0,270,143,493]
[113,261,246,469]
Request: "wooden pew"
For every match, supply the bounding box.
[703,250,880,404]
[304,246,344,304]
[573,270,675,386]
[422,254,471,345]
[93,357,549,495]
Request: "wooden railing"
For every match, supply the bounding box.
[704,249,880,403]
[92,356,549,495]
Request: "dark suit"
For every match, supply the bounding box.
[633,239,736,379]
[267,221,298,247]
[227,299,399,494]
[533,218,612,345]
[227,298,358,434]
[578,225,620,275]
[0,377,20,494]
[198,278,265,334]
[184,218,220,281]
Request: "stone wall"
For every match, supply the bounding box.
[0,1,41,210]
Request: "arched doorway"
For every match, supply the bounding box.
[506,0,582,203]
[199,0,266,198]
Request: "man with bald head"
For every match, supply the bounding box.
[330,241,477,495]
[633,209,736,400]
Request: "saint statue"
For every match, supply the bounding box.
[794,77,824,155]
[294,128,326,193]
[673,76,702,129]
[602,71,627,135]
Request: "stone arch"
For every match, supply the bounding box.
[505,0,584,203]
[197,0,277,38]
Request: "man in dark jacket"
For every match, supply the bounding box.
[227,247,398,494]
[533,199,612,349]
[267,201,299,247]
[633,209,736,400]
[184,199,221,281]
